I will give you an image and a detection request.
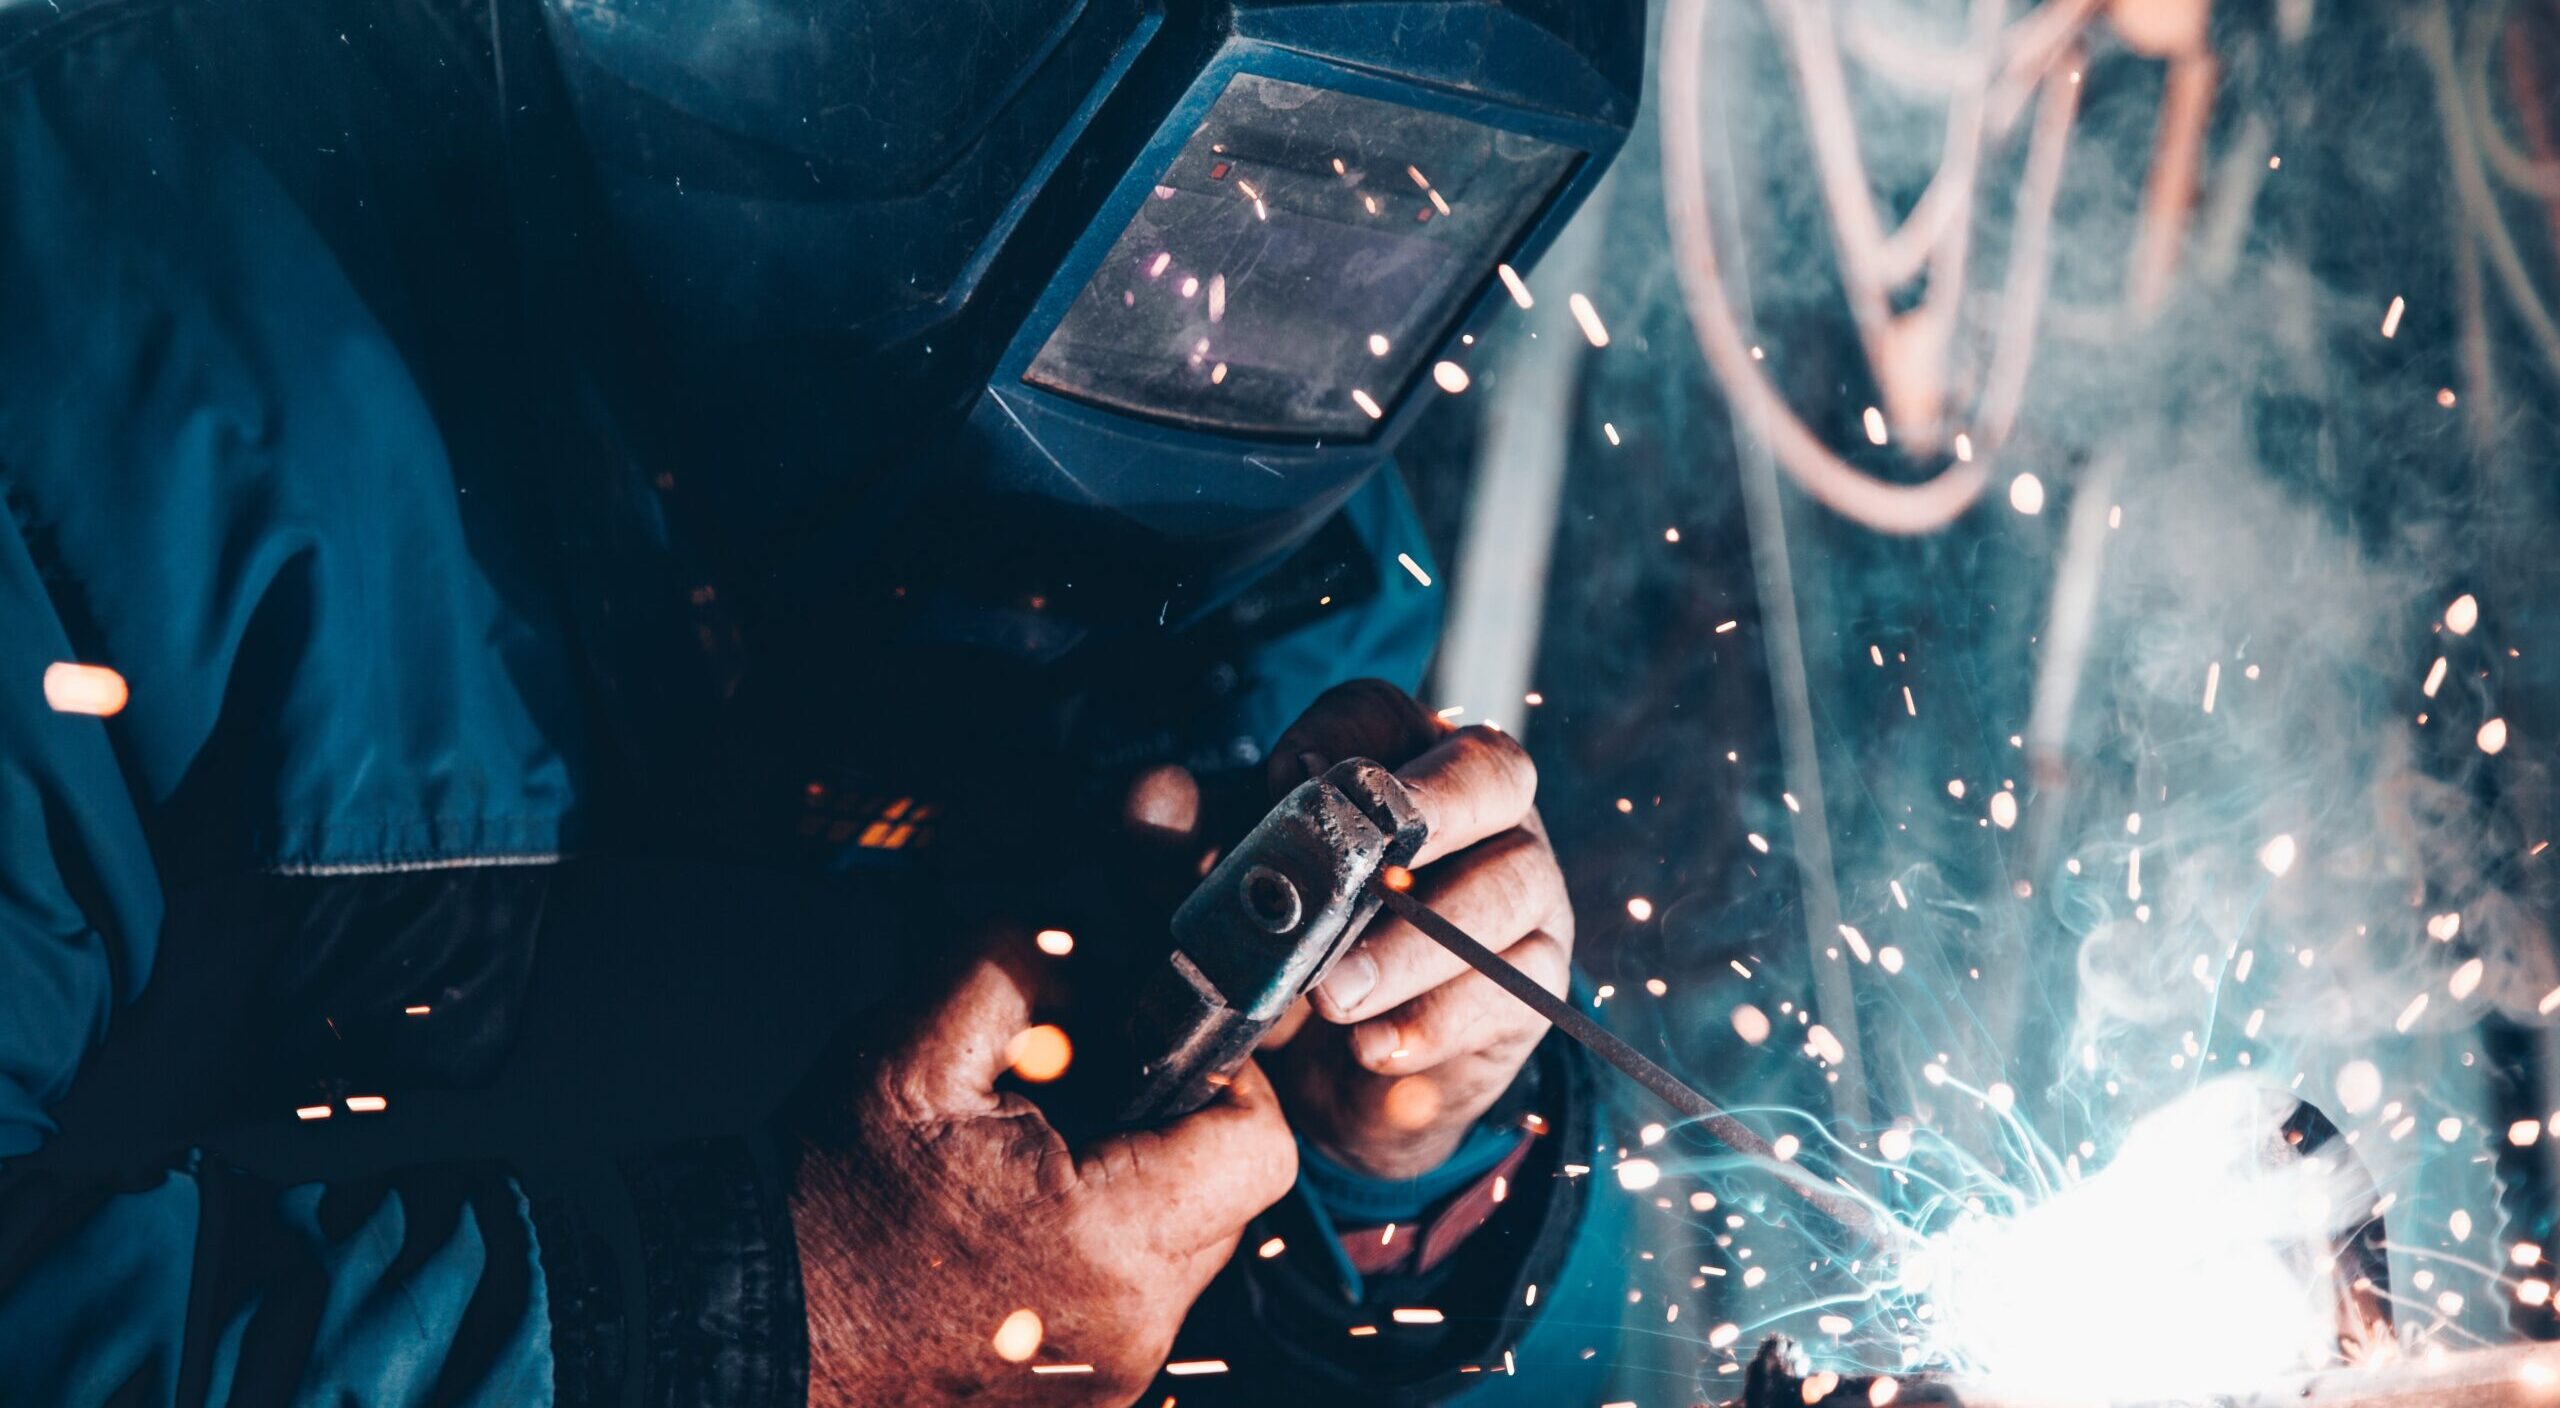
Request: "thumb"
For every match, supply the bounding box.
[895,951,1042,1114]
[1081,1058,1298,1247]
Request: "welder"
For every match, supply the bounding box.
[0,0,1641,1404]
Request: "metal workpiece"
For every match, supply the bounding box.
[2232,1342,2560,1408]
[1731,1339,2560,1408]
[1734,1337,1961,1408]
[2276,1097,2397,1365]
[1113,758,1424,1125]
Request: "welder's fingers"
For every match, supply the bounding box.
[891,951,1040,1115]
[1311,827,1570,1023]
[1396,725,1539,868]
[1080,1058,1298,1250]
[1257,996,1314,1051]
[1343,931,1569,1075]
[1122,763,1202,848]
[1265,678,1449,797]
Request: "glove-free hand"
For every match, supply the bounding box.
[794,948,1297,1404]
[1262,680,1574,1180]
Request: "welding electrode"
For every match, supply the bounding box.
[1373,882,1897,1252]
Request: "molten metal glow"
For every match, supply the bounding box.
[1906,1080,2368,1402]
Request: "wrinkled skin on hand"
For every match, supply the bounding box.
[1261,680,1575,1181]
[793,952,1297,1405]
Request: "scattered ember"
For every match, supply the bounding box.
[1732,1004,1772,1045]
[1381,1075,1441,1129]
[43,663,128,717]
[1566,293,1610,348]
[2008,473,2046,515]
[1006,1025,1073,1083]
[992,1308,1043,1363]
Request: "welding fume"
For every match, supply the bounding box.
[2,0,2559,1406]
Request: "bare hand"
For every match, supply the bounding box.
[1262,680,1574,1180]
[793,950,1297,1405]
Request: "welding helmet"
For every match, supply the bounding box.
[530,0,1643,652]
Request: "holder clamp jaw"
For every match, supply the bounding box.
[1114,758,1424,1126]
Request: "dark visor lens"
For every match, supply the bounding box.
[1023,73,1578,440]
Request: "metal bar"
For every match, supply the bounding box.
[1373,883,1895,1250]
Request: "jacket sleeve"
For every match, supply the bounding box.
[0,467,826,1408]
[0,10,806,1401]
[0,522,530,1403]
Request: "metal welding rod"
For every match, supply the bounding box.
[1374,882,1895,1251]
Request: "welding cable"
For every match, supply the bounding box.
[1657,0,1990,535]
